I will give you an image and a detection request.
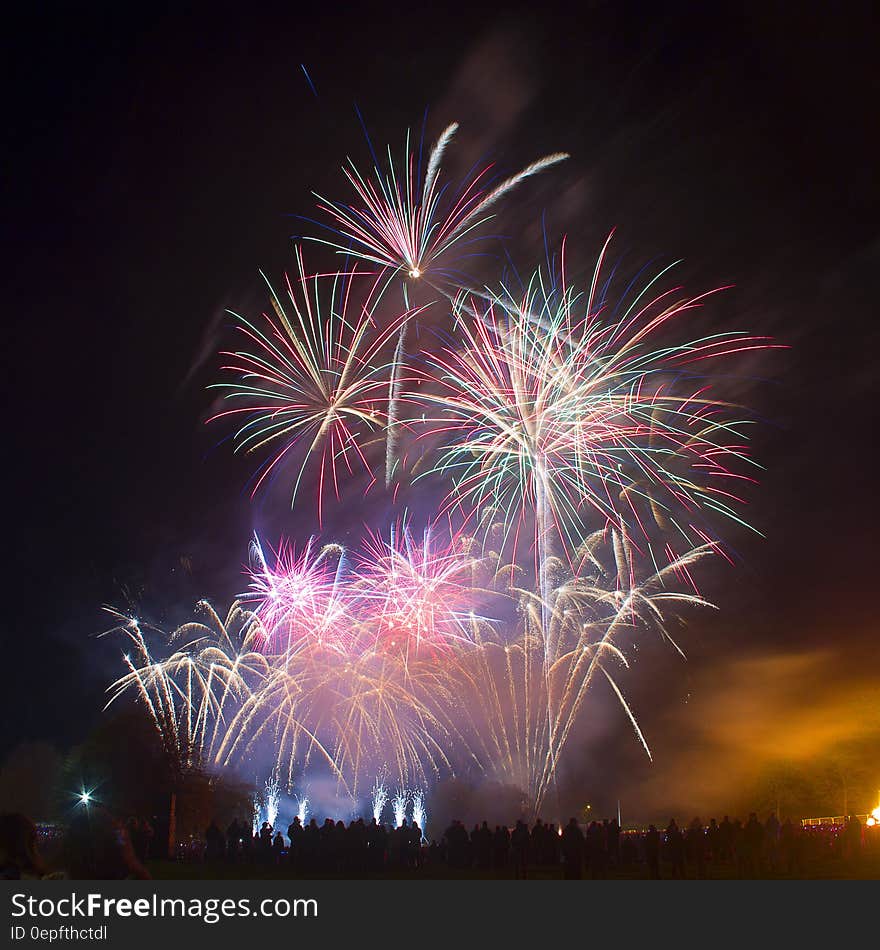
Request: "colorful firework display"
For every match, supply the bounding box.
[106,118,777,818]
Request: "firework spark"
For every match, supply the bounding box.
[309,122,567,485]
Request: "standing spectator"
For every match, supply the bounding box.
[645,824,661,880]
[706,818,720,865]
[685,818,706,879]
[742,813,764,878]
[561,818,585,880]
[272,831,285,863]
[511,819,530,879]
[225,818,241,863]
[607,817,621,868]
[764,812,781,872]
[665,819,686,878]
[493,824,510,872]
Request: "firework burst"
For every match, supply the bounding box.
[109,112,778,823]
[103,601,269,773]
[413,235,777,576]
[352,521,483,662]
[241,534,352,656]
[311,121,568,287]
[309,122,567,485]
[209,247,427,519]
[455,530,715,811]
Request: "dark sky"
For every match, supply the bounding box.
[3,2,878,816]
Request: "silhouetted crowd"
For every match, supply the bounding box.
[204,815,425,873]
[191,810,877,879]
[2,808,876,879]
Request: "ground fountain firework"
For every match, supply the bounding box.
[392,790,408,829]
[411,788,427,839]
[371,780,389,824]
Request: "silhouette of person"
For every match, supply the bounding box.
[685,817,705,879]
[272,831,285,863]
[205,820,224,861]
[645,824,661,879]
[561,818,585,879]
[665,819,686,878]
[742,813,764,878]
[511,819,530,879]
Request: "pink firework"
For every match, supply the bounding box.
[353,523,479,661]
[241,534,352,656]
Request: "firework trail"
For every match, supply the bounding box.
[215,632,462,798]
[209,247,427,519]
[297,795,310,824]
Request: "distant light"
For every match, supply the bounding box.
[872,805,880,822]
[79,791,92,805]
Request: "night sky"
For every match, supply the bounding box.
[4,2,878,818]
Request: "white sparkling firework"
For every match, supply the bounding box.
[392,789,408,828]
[252,793,261,836]
[371,780,389,824]
[265,777,280,829]
[411,788,427,839]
